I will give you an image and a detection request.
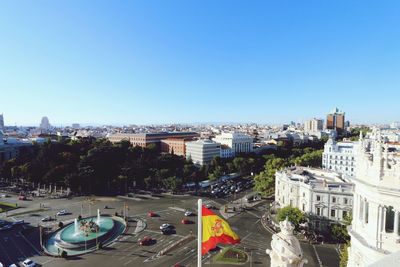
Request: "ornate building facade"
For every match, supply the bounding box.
[347,129,400,266]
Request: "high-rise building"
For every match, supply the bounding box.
[326,108,345,134]
[185,139,221,166]
[304,118,324,134]
[0,114,4,130]
[40,116,51,130]
[347,129,400,267]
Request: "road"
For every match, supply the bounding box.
[0,193,340,267]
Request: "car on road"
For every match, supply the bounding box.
[205,204,215,209]
[139,236,154,246]
[57,210,68,216]
[9,264,18,267]
[147,211,157,217]
[12,220,24,226]
[159,223,173,230]
[22,259,36,267]
[181,219,193,224]
[18,195,27,200]
[184,210,194,216]
[41,216,53,222]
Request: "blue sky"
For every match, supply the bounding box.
[1,1,399,126]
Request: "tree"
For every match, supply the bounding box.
[277,206,305,229]
[339,243,349,267]
[330,214,352,243]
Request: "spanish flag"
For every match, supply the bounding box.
[201,205,240,255]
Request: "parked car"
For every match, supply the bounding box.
[18,195,27,201]
[22,259,36,267]
[139,236,153,246]
[9,264,18,267]
[57,210,68,216]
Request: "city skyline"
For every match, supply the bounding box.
[1,1,400,125]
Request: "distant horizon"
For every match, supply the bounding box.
[1,1,400,125]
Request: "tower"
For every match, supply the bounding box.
[266,218,308,267]
[39,116,50,130]
[326,108,345,134]
[347,128,400,266]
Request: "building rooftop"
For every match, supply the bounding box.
[278,166,353,192]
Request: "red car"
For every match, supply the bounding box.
[139,236,153,246]
[147,211,157,217]
[181,219,193,224]
[18,195,27,200]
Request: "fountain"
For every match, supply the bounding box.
[74,218,79,236]
[44,212,126,256]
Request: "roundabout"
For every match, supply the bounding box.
[44,209,127,256]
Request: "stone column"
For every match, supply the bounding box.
[394,210,399,236]
[382,207,387,233]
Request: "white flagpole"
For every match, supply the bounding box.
[197,198,202,267]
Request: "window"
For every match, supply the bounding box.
[315,221,320,229]
[386,206,394,232]
[316,207,321,216]
[303,192,305,197]
[302,203,305,211]
[344,198,348,204]
[317,195,321,201]
[332,197,336,203]
[331,209,336,217]
[290,200,293,206]
[365,201,369,224]
[359,199,364,220]
[343,210,348,219]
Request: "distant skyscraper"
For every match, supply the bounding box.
[72,123,80,129]
[40,116,51,130]
[304,118,323,134]
[326,108,345,134]
[0,113,4,130]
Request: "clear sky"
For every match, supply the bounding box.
[1,1,399,126]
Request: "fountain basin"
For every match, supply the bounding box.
[44,215,126,256]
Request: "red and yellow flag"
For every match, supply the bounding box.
[201,205,240,255]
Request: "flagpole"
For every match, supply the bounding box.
[197,198,202,267]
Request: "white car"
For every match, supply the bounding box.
[41,216,52,222]
[9,264,18,267]
[159,223,172,230]
[22,259,36,267]
[57,210,68,216]
[184,210,193,216]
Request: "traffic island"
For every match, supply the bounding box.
[213,247,248,265]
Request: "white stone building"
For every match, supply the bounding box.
[347,129,400,267]
[275,167,354,231]
[185,139,221,166]
[212,132,253,157]
[266,218,308,267]
[322,137,357,178]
